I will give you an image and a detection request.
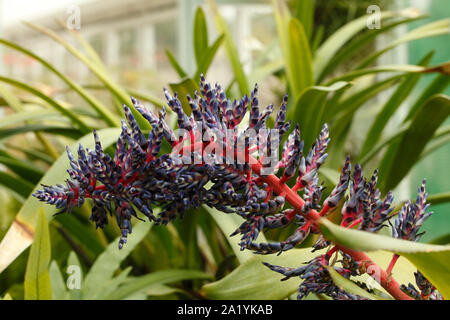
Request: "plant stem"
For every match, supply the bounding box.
[386,253,400,276]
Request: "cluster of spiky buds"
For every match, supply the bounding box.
[34,75,296,248]
[264,253,368,300]
[400,270,442,300]
[391,179,433,242]
[33,76,437,300]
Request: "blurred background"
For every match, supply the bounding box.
[0,0,448,300]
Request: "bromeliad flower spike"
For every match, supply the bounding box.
[34,75,442,300]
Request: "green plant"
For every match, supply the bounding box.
[0,0,449,300]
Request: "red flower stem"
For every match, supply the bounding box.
[250,159,412,300]
[336,246,411,300]
[386,254,400,276]
[345,218,363,229]
[174,142,412,300]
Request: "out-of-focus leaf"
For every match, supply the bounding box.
[0,39,120,126]
[288,81,351,150]
[49,261,68,300]
[0,171,34,201]
[327,64,434,84]
[0,76,90,133]
[24,208,52,300]
[294,0,314,39]
[201,248,317,300]
[0,128,121,274]
[169,78,200,113]
[360,51,435,157]
[356,19,450,69]
[286,18,313,98]
[0,110,66,128]
[66,251,83,300]
[54,214,105,256]
[319,218,450,299]
[105,269,212,300]
[317,14,426,82]
[379,94,450,193]
[203,206,260,264]
[82,221,152,299]
[93,267,132,300]
[194,6,209,67]
[404,73,450,121]
[314,11,395,81]
[24,22,149,129]
[194,34,225,81]
[165,49,188,79]
[0,124,82,141]
[326,267,387,300]
[272,0,312,100]
[206,0,249,95]
[0,149,44,183]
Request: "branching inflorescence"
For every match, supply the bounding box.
[34,76,441,300]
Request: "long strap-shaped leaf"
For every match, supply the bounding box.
[0,128,121,274]
[0,39,120,127]
[359,51,435,157]
[356,19,450,69]
[319,218,450,299]
[0,76,90,133]
[378,94,450,193]
[206,0,249,95]
[24,208,52,300]
[313,11,395,82]
[24,22,150,130]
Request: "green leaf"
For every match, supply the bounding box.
[105,269,212,300]
[203,206,258,264]
[286,18,313,98]
[0,110,66,128]
[294,0,314,40]
[356,19,450,69]
[0,39,120,127]
[0,124,82,141]
[24,208,52,300]
[169,78,200,114]
[0,171,34,201]
[379,94,450,193]
[287,81,351,150]
[206,0,249,95]
[326,64,433,84]
[194,6,209,67]
[360,51,435,157]
[404,74,450,121]
[82,221,152,299]
[201,248,318,299]
[194,34,225,81]
[49,261,69,300]
[317,14,426,83]
[24,22,149,130]
[326,267,387,300]
[66,251,83,300]
[54,213,105,257]
[94,267,132,300]
[165,49,188,79]
[318,218,450,299]
[0,128,121,274]
[314,11,395,81]
[0,76,90,133]
[0,149,45,183]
